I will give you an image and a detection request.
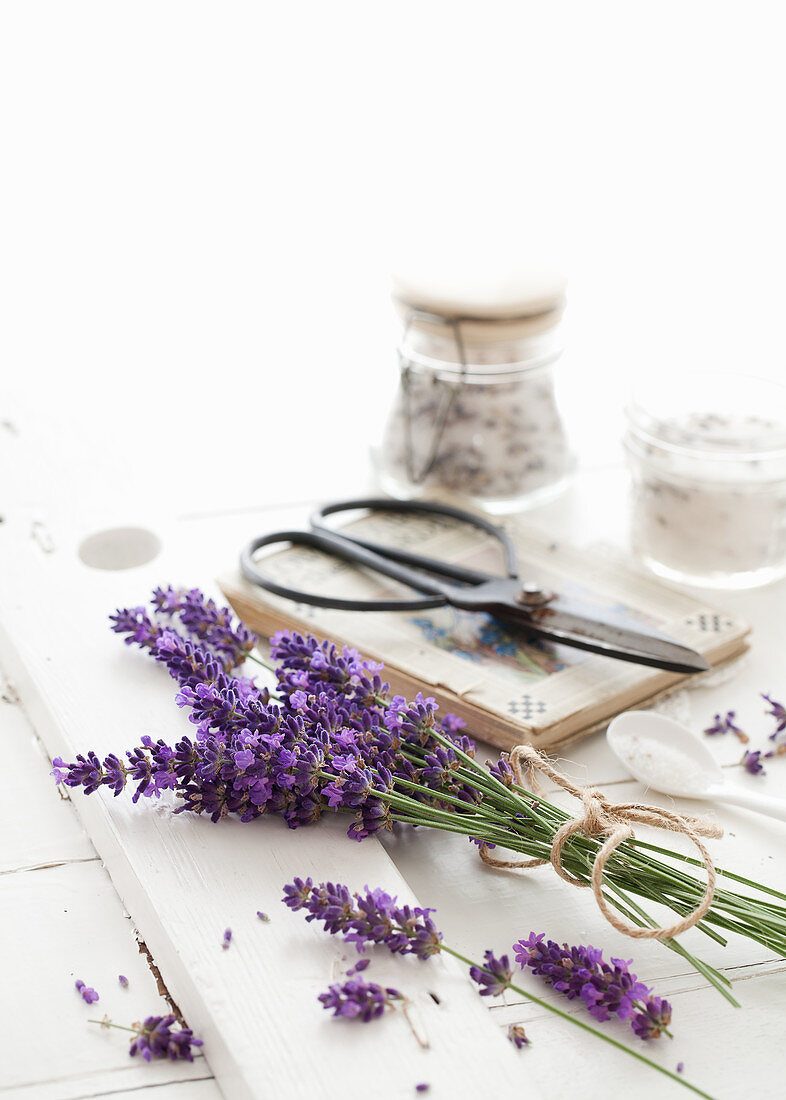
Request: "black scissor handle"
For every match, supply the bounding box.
[240,529,451,612]
[310,497,520,583]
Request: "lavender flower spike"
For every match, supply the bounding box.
[282,879,442,960]
[632,996,673,1040]
[469,950,514,997]
[318,978,402,1021]
[128,1015,203,1062]
[513,933,669,1040]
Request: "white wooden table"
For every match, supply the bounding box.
[2,441,786,1099]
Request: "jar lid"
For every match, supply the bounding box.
[391,268,567,320]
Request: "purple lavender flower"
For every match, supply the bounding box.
[513,934,668,1039]
[724,711,748,744]
[222,928,232,949]
[75,979,99,1004]
[762,693,786,739]
[346,958,370,976]
[469,950,514,997]
[318,978,402,1021]
[257,911,270,922]
[109,606,160,650]
[152,586,258,669]
[742,750,766,776]
[271,632,389,712]
[128,1015,203,1062]
[112,588,257,674]
[507,1023,530,1048]
[631,996,673,1040]
[118,975,129,989]
[65,612,491,841]
[282,879,442,960]
[704,710,747,743]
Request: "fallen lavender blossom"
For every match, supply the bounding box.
[75,979,99,1004]
[762,693,786,739]
[741,750,766,776]
[703,711,748,743]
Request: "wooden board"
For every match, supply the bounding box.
[0,511,528,1100]
[3,498,786,1099]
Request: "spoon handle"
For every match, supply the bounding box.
[711,783,786,823]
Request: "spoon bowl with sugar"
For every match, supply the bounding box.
[606,710,786,822]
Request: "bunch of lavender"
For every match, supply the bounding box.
[283,878,710,1098]
[513,933,672,1040]
[53,589,786,1007]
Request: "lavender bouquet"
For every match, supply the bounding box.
[54,588,786,1007]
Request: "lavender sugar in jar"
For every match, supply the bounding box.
[377,272,574,513]
[624,371,786,589]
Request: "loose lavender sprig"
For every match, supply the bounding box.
[319,977,403,1021]
[513,933,672,1040]
[90,1015,202,1062]
[283,879,712,1099]
[282,877,442,958]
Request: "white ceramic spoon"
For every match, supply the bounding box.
[606,710,786,822]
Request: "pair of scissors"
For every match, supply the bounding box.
[239,497,710,675]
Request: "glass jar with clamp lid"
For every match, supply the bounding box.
[376,271,574,513]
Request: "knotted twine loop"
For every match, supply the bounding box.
[478,744,724,941]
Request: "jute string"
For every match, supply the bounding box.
[478,744,723,941]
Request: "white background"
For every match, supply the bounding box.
[2,1,785,519]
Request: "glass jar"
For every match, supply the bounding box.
[624,371,786,589]
[376,275,574,513]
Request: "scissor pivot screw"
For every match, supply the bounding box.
[516,583,555,607]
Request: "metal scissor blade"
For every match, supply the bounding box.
[494,598,710,675]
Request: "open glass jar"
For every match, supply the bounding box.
[376,274,574,513]
[624,371,786,589]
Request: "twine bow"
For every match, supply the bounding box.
[478,744,724,941]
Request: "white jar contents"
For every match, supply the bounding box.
[625,374,786,589]
[377,271,574,512]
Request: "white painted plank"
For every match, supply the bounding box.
[0,861,210,1099]
[0,687,96,873]
[60,1083,220,1100]
[0,518,530,1100]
